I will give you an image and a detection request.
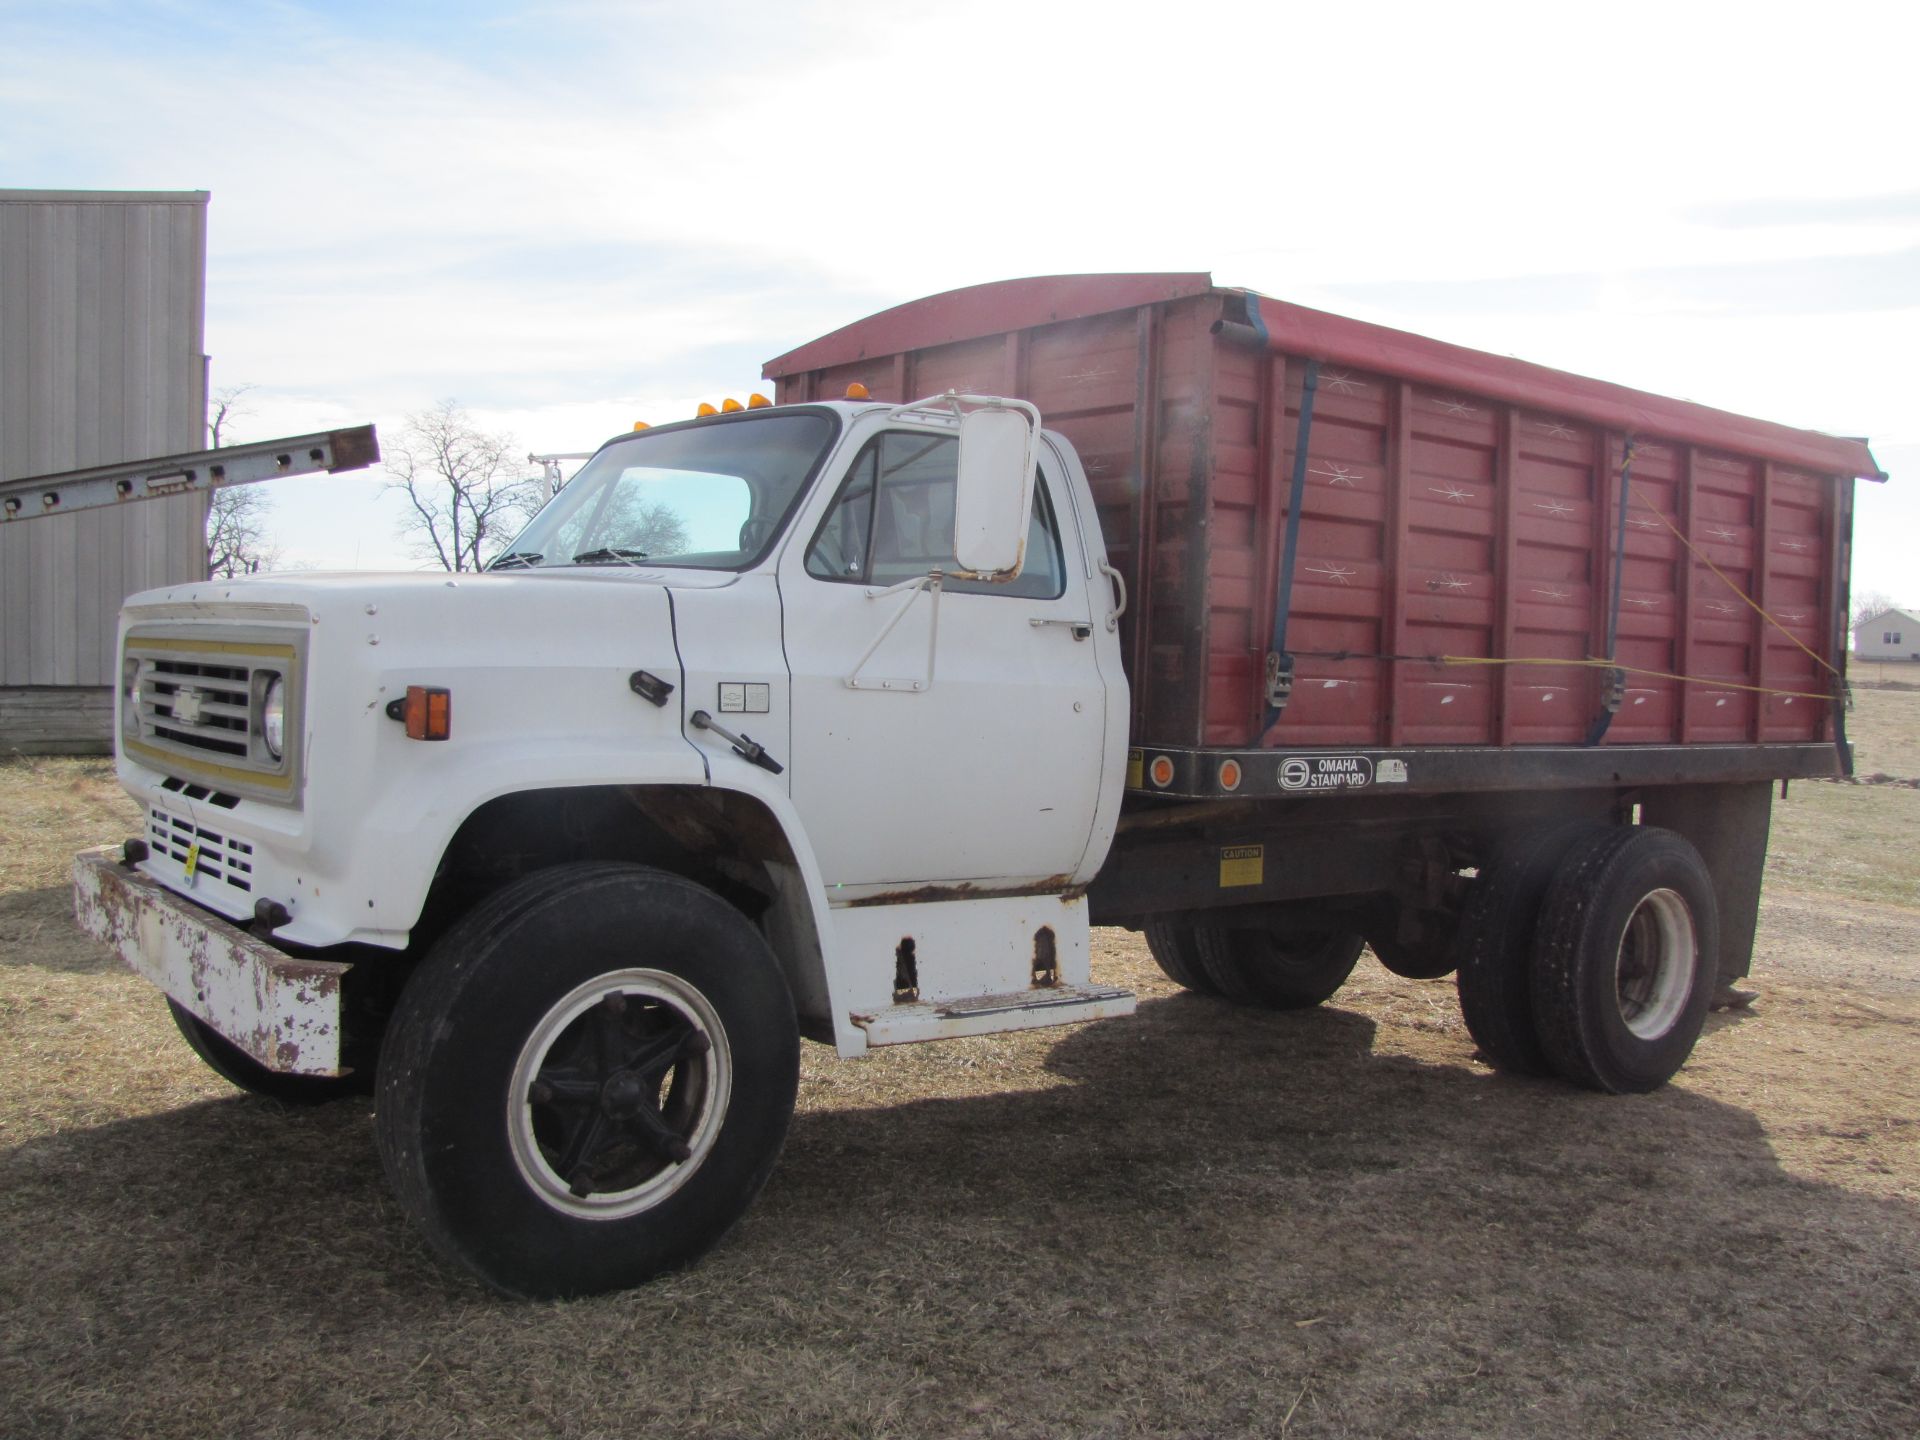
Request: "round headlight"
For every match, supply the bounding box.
[261,676,287,760]
[122,658,142,734]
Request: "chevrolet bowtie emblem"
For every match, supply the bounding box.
[171,686,205,725]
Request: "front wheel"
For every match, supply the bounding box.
[168,999,369,1104]
[376,863,799,1297]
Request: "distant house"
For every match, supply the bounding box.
[1854,608,1920,662]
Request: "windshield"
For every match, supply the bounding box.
[496,410,838,571]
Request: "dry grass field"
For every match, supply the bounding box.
[3,694,1917,1439]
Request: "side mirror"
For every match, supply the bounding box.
[952,403,1038,578]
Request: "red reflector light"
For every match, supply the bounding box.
[404,685,452,741]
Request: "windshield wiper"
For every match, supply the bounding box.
[572,547,652,566]
[489,551,543,570]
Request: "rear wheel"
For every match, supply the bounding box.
[1530,827,1718,1094]
[1366,922,1459,981]
[1191,919,1363,1009]
[376,862,799,1297]
[1453,821,1604,1076]
[1142,919,1219,994]
[168,999,369,1104]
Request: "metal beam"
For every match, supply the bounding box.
[0,424,379,525]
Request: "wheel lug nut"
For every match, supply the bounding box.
[665,1137,692,1163]
[529,1081,553,1105]
[601,993,627,1015]
[686,1032,712,1056]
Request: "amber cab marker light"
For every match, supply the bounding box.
[844,382,870,400]
[403,685,452,741]
[696,402,719,417]
[632,421,651,431]
[721,397,744,413]
[747,393,772,409]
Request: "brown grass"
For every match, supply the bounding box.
[3,701,1918,1439]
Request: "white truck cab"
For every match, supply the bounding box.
[76,393,1133,1296]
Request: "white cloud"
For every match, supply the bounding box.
[3,0,1914,590]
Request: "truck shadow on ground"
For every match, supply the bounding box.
[7,983,1918,1436]
[5,986,1915,1309]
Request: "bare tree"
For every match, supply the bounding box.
[386,400,541,571]
[204,384,282,577]
[206,485,282,577]
[1852,587,1901,629]
[208,383,255,449]
[601,495,690,556]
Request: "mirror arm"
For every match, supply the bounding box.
[847,571,943,693]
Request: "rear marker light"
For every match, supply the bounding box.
[1148,755,1174,788]
[1218,759,1243,791]
[382,685,452,740]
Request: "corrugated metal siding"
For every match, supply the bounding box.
[0,190,208,715]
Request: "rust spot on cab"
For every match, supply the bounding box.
[842,875,1085,908]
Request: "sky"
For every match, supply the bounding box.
[2,0,1915,604]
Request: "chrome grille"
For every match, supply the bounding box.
[148,804,255,894]
[142,657,254,756]
[121,627,305,803]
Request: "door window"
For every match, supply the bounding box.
[805,432,1065,599]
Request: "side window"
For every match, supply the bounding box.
[805,431,1066,599]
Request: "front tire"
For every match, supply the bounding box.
[1530,828,1718,1094]
[375,863,798,1297]
[168,1000,369,1104]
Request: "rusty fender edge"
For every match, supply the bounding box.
[71,847,351,1076]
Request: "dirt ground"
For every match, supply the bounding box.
[2,694,1917,1439]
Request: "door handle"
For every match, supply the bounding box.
[1029,617,1092,640]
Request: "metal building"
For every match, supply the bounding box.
[0,189,210,753]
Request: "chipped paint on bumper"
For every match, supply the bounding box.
[72,846,350,1076]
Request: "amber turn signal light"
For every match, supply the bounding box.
[844,382,870,400]
[404,685,451,741]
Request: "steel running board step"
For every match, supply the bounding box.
[850,983,1136,1046]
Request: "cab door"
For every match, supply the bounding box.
[779,427,1109,894]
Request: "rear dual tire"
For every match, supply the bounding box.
[1456,824,1717,1093]
[1146,916,1362,1010]
[1530,827,1718,1094]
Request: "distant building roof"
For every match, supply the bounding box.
[1854,608,1920,633]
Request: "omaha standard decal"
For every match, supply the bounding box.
[1277,755,1374,792]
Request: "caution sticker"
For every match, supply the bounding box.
[1277,755,1374,792]
[1126,749,1145,789]
[1219,844,1264,887]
